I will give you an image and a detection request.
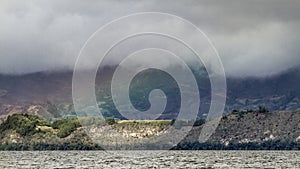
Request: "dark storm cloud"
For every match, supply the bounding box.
[0,0,299,76]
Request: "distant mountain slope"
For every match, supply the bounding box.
[0,67,299,119]
[227,68,300,111]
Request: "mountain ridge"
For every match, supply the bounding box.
[0,67,299,120]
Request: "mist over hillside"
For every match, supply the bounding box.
[0,0,299,121]
[0,67,299,120]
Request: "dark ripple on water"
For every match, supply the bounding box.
[0,151,299,168]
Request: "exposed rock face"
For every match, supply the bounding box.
[0,104,54,123]
[184,110,300,146]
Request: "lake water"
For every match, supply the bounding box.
[0,151,299,168]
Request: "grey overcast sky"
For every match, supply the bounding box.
[0,0,299,76]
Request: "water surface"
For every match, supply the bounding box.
[0,151,299,168]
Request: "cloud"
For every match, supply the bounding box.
[214,22,300,77]
[0,0,299,77]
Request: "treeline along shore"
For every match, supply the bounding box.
[0,109,299,150]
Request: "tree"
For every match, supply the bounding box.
[258,105,268,113]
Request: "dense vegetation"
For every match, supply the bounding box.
[0,114,50,137]
[0,114,101,150]
[173,141,300,150]
[0,114,82,138]
[52,118,82,138]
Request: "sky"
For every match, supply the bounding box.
[0,0,299,77]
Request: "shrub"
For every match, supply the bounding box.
[105,118,116,125]
[52,118,81,138]
[193,119,206,126]
[258,106,269,113]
